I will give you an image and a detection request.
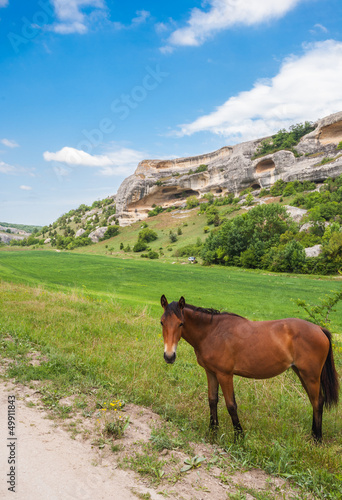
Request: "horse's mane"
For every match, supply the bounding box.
[165,301,245,319]
[185,303,245,319]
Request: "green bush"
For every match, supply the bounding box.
[148,206,164,217]
[138,228,158,243]
[202,192,214,203]
[174,243,202,257]
[206,206,220,225]
[262,241,306,273]
[322,232,342,269]
[102,225,119,240]
[270,179,286,196]
[245,193,254,206]
[133,241,148,252]
[253,121,314,158]
[186,196,199,209]
[337,141,342,150]
[240,187,252,196]
[169,231,178,243]
[318,157,334,165]
[259,188,270,197]
[201,203,295,266]
[147,250,159,259]
[195,164,208,173]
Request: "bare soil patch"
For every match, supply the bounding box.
[0,370,304,500]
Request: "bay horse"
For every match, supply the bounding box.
[160,295,339,441]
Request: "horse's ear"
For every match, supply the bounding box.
[179,296,185,310]
[161,295,168,309]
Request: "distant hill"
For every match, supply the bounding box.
[0,222,42,233]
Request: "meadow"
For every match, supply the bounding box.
[0,250,342,497]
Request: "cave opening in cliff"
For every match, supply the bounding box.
[319,121,342,145]
[174,189,200,199]
[251,183,261,190]
[255,158,275,174]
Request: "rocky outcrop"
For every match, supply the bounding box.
[0,233,26,244]
[305,245,322,258]
[88,227,107,243]
[75,228,86,238]
[284,206,308,223]
[0,225,30,244]
[115,112,342,226]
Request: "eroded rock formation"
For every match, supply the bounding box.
[115,111,342,226]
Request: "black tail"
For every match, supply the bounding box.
[321,328,340,408]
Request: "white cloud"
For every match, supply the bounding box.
[43,146,145,176]
[313,23,328,33]
[1,138,19,148]
[0,161,16,174]
[113,10,150,30]
[176,40,342,143]
[0,0,9,7]
[310,23,328,35]
[166,0,303,48]
[43,146,112,166]
[132,10,150,26]
[50,0,106,34]
[20,185,32,191]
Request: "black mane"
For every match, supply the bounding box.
[186,303,244,318]
[165,301,244,319]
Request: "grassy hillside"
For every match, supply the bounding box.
[4,174,342,277]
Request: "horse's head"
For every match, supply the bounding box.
[160,295,185,364]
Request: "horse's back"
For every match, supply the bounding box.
[227,316,329,379]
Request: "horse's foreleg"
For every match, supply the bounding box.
[217,373,244,439]
[206,370,219,429]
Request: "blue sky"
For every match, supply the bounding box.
[1,0,342,225]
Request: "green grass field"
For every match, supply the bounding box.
[0,250,342,497]
[0,250,342,326]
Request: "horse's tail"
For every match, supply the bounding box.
[320,327,339,408]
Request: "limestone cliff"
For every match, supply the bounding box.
[115,111,342,226]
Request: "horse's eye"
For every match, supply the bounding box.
[179,323,184,327]
[160,321,163,326]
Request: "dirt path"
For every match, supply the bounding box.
[0,375,303,500]
[0,380,158,500]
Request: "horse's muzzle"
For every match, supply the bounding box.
[164,352,176,364]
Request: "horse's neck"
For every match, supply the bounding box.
[182,308,209,349]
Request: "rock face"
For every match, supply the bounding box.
[0,233,26,244]
[284,206,308,223]
[115,111,342,226]
[88,227,107,243]
[0,225,30,244]
[305,245,322,258]
[75,228,86,238]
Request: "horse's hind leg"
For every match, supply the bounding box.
[205,370,219,429]
[217,373,243,439]
[292,366,324,441]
